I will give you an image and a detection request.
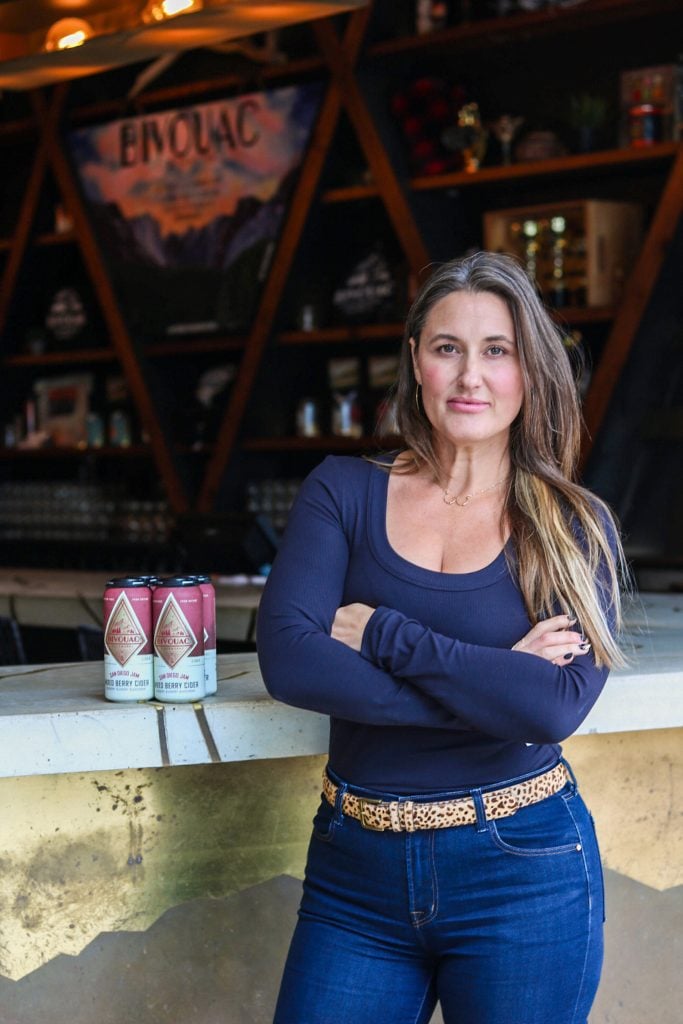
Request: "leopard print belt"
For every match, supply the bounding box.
[322,762,569,832]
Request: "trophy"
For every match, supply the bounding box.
[441,102,488,173]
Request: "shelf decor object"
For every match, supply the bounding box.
[33,373,93,448]
[484,199,644,309]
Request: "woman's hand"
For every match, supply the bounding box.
[331,603,375,652]
[512,614,590,666]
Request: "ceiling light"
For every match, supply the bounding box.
[44,18,94,52]
[0,2,369,91]
[142,0,204,23]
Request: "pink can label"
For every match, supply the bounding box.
[153,585,204,701]
[103,586,153,701]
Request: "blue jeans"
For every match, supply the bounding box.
[273,761,604,1024]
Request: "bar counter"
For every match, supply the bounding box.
[1,590,682,780]
[0,655,328,779]
[0,591,681,1023]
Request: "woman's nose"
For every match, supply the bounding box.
[457,357,481,387]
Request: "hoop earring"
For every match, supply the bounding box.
[415,383,421,414]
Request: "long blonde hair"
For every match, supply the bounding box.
[386,251,628,668]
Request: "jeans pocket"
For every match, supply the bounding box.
[487,792,584,857]
[311,798,337,843]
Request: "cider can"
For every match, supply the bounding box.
[153,576,205,702]
[103,577,153,702]
[193,574,217,696]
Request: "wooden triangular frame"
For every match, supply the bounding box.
[0,85,189,513]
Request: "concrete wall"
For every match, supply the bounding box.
[0,728,680,1023]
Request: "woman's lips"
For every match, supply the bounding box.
[447,397,489,412]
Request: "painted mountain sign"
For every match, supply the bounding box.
[68,83,323,339]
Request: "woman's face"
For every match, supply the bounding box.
[411,289,524,453]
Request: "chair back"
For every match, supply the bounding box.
[77,624,104,661]
[0,616,27,665]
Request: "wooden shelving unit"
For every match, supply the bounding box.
[323,142,680,203]
[0,0,681,538]
[243,434,394,452]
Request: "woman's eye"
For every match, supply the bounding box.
[487,345,506,356]
[438,343,456,354]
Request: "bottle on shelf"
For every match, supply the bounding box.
[328,356,364,439]
[416,1,450,34]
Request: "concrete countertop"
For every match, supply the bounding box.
[0,654,328,779]
[0,591,681,780]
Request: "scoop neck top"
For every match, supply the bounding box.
[366,455,510,592]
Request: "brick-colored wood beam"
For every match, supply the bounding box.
[33,87,189,513]
[196,5,373,514]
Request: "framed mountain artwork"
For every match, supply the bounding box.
[69,82,322,340]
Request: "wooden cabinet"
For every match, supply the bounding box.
[0,0,682,569]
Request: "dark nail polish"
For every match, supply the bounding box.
[563,652,573,660]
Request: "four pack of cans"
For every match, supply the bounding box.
[103,574,217,703]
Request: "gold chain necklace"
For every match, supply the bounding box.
[442,476,508,507]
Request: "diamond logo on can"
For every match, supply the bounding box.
[105,593,147,667]
[154,594,198,667]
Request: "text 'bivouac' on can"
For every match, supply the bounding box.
[103,577,154,702]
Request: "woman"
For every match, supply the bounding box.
[257,251,626,1024]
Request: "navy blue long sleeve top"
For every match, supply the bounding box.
[256,455,614,793]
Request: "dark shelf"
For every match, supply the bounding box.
[368,0,683,58]
[0,445,152,459]
[4,336,247,367]
[243,435,401,452]
[35,230,77,247]
[5,347,117,367]
[145,336,246,357]
[277,323,404,345]
[322,144,680,204]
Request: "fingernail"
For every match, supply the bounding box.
[579,642,591,651]
[563,652,573,660]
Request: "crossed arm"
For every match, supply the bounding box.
[332,604,589,665]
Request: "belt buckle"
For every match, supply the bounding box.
[357,796,385,831]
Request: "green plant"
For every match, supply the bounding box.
[569,92,608,129]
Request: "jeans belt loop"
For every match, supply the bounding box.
[471,789,488,833]
[561,756,578,792]
[333,778,348,823]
